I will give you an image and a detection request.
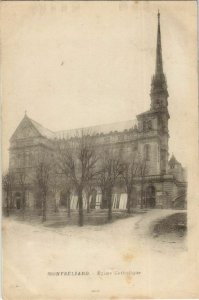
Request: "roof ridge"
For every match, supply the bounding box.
[55,119,137,134]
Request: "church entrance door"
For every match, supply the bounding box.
[145,186,156,208]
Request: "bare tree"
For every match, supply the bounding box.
[18,170,28,219]
[121,151,140,214]
[98,147,122,221]
[56,129,99,226]
[50,161,64,213]
[62,177,73,218]
[66,186,72,218]
[51,172,60,213]
[34,153,52,222]
[84,180,96,213]
[2,171,15,217]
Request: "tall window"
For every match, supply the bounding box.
[144,144,151,161]
[147,120,152,130]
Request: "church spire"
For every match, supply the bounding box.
[155,11,163,75]
[150,11,168,107]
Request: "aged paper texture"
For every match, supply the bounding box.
[1,1,199,299]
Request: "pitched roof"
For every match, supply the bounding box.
[23,116,137,140]
[13,112,137,141]
[29,118,56,139]
[55,119,137,139]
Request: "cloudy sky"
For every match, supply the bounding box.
[1,1,198,170]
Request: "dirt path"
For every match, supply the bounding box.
[2,209,189,299]
[133,209,185,237]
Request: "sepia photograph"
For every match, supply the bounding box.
[1,1,199,299]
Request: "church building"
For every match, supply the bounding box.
[8,13,187,211]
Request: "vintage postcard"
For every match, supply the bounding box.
[1,1,199,299]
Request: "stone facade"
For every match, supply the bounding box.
[7,13,187,211]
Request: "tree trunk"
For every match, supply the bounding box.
[86,195,90,213]
[140,179,144,209]
[78,189,83,227]
[42,195,47,222]
[6,195,9,217]
[107,188,112,222]
[54,195,58,213]
[127,190,131,214]
[67,196,71,218]
[22,191,26,220]
[101,189,106,209]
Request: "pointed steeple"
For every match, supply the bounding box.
[150,11,168,107]
[155,11,163,75]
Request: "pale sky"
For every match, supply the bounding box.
[1,1,198,170]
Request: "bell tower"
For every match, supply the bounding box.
[137,12,170,175]
[150,11,170,174]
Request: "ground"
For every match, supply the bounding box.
[2,209,198,299]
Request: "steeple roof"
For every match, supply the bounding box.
[155,11,163,75]
[150,11,168,97]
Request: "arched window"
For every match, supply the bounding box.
[144,144,151,161]
[147,120,152,130]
